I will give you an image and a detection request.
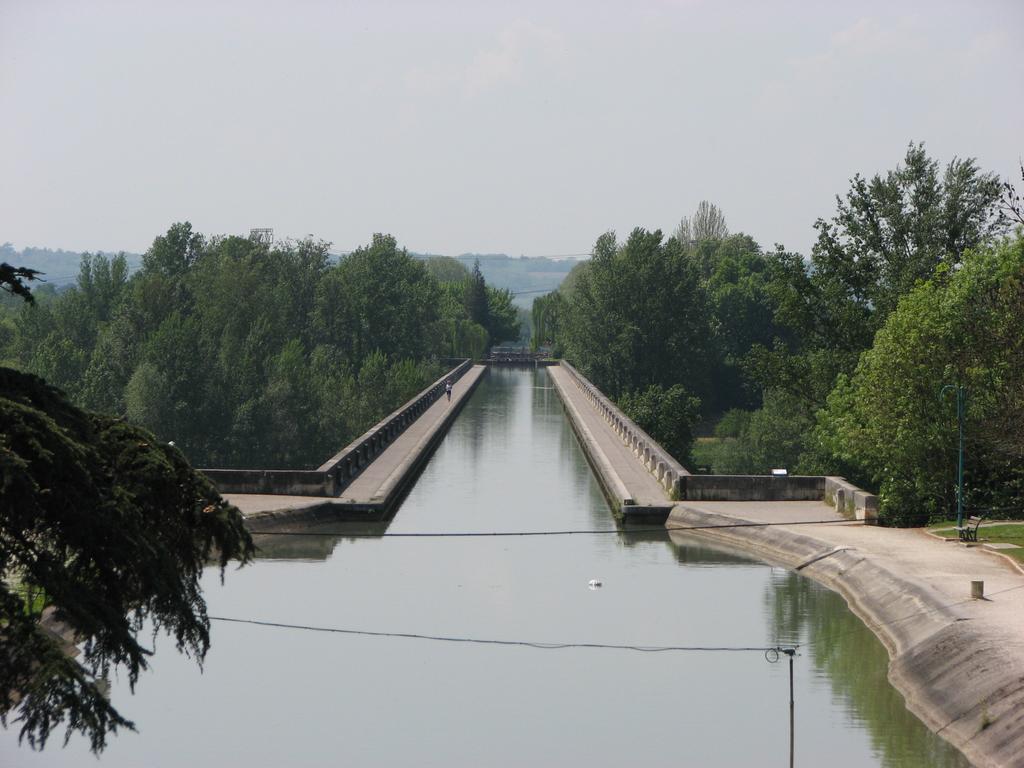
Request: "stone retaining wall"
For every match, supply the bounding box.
[682,474,825,501]
[202,359,472,496]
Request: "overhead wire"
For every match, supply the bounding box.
[246,518,859,538]
[208,615,798,655]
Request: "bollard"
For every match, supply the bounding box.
[971,580,985,599]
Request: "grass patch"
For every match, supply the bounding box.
[690,437,731,473]
[928,521,1024,563]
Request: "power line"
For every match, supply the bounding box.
[510,287,564,296]
[208,615,798,655]
[246,518,858,537]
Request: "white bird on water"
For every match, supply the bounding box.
[588,579,603,590]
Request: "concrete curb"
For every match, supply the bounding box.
[668,504,1024,768]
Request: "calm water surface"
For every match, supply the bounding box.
[2,368,969,767]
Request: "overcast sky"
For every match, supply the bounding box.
[1,0,1021,259]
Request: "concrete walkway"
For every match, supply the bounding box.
[547,365,671,512]
[673,500,1024,638]
[228,365,486,523]
[670,500,1024,768]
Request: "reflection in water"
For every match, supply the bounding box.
[663,532,769,567]
[666,531,969,768]
[250,520,391,561]
[0,367,970,768]
[763,571,970,768]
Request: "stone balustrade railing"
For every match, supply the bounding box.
[825,476,879,522]
[559,361,690,498]
[203,359,472,496]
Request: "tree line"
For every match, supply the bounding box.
[538,144,1023,525]
[0,227,519,469]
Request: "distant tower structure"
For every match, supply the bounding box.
[249,228,274,246]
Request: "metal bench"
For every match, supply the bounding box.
[956,514,986,542]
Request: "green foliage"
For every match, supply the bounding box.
[484,286,519,344]
[436,318,489,360]
[464,259,489,331]
[530,290,566,352]
[0,367,253,752]
[315,234,439,363]
[702,235,779,410]
[714,409,752,439]
[542,225,780,417]
[749,144,1006,411]
[619,383,701,463]
[814,143,1003,321]
[561,228,714,403]
[0,225,467,470]
[701,391,814,474]
[807,236,1024,525]
[557,261,590,298]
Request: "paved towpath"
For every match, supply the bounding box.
[547,365,670,509]
[675,500,1024,632]
[228,365,486,519]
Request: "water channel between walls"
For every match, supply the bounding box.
[0,367,970,768]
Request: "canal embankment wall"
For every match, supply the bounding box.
[667,504,1024,768]
[203,359,473,497]
[552,361,878,521]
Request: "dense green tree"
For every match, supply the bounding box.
[484,286,519,344]
[806,236,1024,524]
[815,144,1003,320]
[619,383,701,463]
[557,260,590,298]
[530,290,566,352]
[75,253,130,325]
[314,234,438,364]
[750,144,1006,409]
[701,234,779,410]
[714,145,1010,479]
[0,224,468,471]
[561,228,714,403]
[142,222,204,280]
[705,389,815,474]
[1,366,253,752]
[464,259,489,331]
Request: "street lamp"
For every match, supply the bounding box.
[941,384,966,529]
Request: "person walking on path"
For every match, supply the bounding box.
[445,379,453,402]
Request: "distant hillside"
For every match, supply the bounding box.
[2,241,582,306]
[413,252,584,306]
[1,243,142,287]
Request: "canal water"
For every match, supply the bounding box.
[2,367,969,767]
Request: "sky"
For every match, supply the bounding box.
[1,0,1021,259]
